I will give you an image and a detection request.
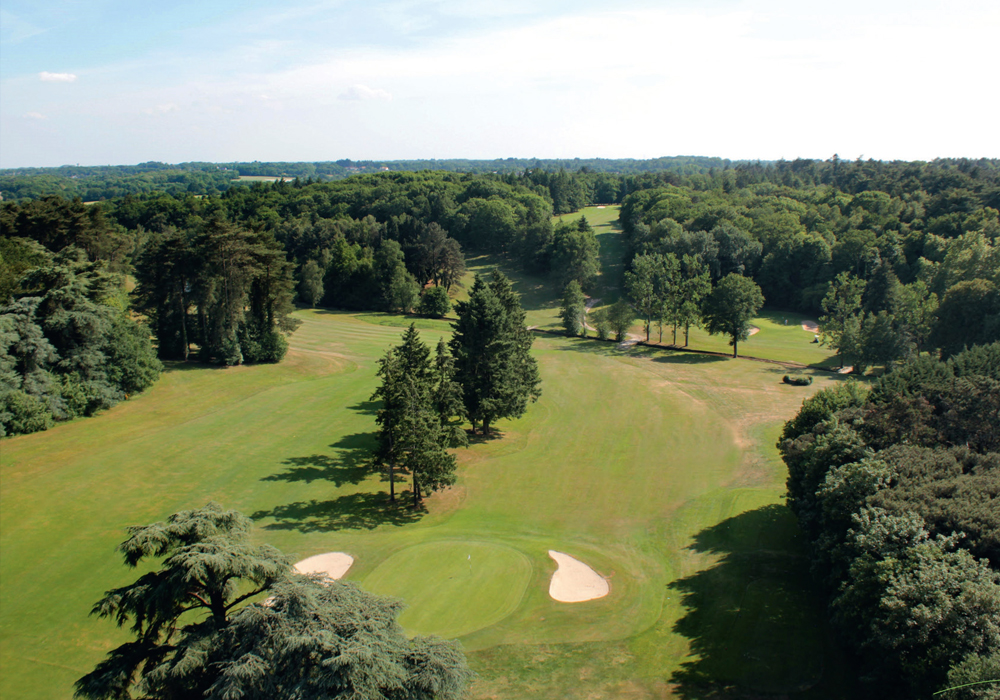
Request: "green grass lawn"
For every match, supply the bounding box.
[0,207,855,698]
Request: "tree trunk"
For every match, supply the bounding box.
[412,474,420,507]
[672,324,677,345]
[178,288,189,362]
[684,324,690,347]
[482,417,491,436]
[388,460,395,503]
[733,338,738,358]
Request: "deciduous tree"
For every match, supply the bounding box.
[701,273,765,357]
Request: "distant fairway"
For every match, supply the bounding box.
[0,207,854,699]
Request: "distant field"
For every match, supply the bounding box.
[233,175,296,182]
[0,206,854,699]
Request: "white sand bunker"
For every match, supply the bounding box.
[801,320,819,332]
[748,325,760,336]
[547,550,609,603]
[294,552,354,580]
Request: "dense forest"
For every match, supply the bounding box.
[0,156,728,202]
[780,345,1000,698]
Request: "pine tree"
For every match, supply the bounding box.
[560,280,586,336]
[450,271,541,435]
[371,325,463,505]
[371,349,407,503]
[433,337,468,449]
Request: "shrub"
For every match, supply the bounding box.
[418,285,451,318]
[592,309,611,340]
[0,390,53,436]
[783,374,814,386]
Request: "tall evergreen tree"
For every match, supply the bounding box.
[432,337,468,449]
[371,325,463,505]
[371,348,407,503]
[559,280,586,337]
[449,271,541,435]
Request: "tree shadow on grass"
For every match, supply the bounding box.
[651,351,728,365]
[465,256,558,313]
[263,432,375,488]
[252,492,425,532]
[466,428,506,446]
[668,504,857,698]
[346,400,380,416]
[551,337,730,365]
[161,359,235,373]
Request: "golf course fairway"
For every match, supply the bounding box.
[0,216,856,697]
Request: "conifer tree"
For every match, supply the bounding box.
[371,325,463,505]
[75,504,472,700]
[450,271,541,435]
[560,280,586,336]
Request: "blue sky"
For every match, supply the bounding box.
[1,0,998,168]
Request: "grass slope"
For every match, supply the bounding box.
[0,207,853,698]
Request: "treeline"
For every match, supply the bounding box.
[133,220,297,365]
[0,244,162,437]
[101,172,603,314]
[0,156,731,202]
[779,345,1000,698]
[619,157,1000,368]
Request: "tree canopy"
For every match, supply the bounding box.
[700,273,765,357]
[779,345,1000,698]
[75,503,472,700]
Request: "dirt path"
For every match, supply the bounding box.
[581,297,644,346]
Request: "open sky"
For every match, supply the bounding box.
[1,0,998,168]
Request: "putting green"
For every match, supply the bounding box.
[363,541,532,638]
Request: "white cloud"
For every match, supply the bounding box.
[3,1,999,166]
[337,85,392,101]
[23,111,47,120]
[39,71,77,82]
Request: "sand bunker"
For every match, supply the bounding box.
[801,320,819,332]
[748,325,760,336]
[293,552,354,580]
[548,550,609,603]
